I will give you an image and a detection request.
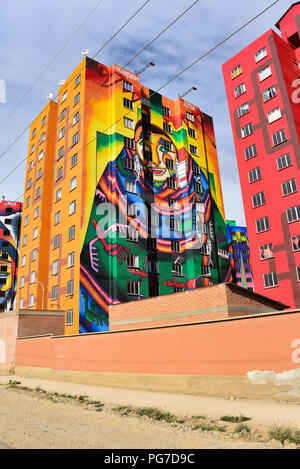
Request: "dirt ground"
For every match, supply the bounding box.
[0,385,275,450]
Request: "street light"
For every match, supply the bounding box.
[34,274,53,311]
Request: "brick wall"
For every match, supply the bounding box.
[108,283,287,331]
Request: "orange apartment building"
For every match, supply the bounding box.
[16,57,231,335]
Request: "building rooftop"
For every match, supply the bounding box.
[275,1,300,30]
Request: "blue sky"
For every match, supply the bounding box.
[0,0,291,225]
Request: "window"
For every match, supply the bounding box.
[67,280,74,296]
[125,180,136,193]
[71,153,78,168]
[245,144,257,160]
[127,254,139,269]
[167,178,176,189]
[33,227,38,239]
[75,74,81,87]
[41,116,46,127]
[37,168,42,180]
[31,249,37,261]
[29,295,34,307]
[124,158,135,171]
[267,107,281,124]
[26,196,30,208]
[40,132,45,143]
[258,66,272,82]
[52,286,58,300]
[260,243,274,260]
[127,281,140,296]
[171,241,181,253]
[21,255,26,267]
[54,211,61,225]
[255,47,267,63]
[166,159,174,170]
[30,271,36,284]
[72,132,79,146]
[163,122,172,134]
[297,267,300,282]
[38,150,44,161]
[277,153,292,171]
[188,128,196,139]
[237,102,250,118]
[123,97,133,110]
[192,161,200,174]
[194,182,203,194]
[53,260,59,276]
[30,144,35,154]
[190,145,198,156]
[124,137,135,150]
[34,206,39,219]
[19,298,23,309]
[287,205,300,223]
[23,235,27,247]
[24,215,29,227]
[291,235,300,252]
[234,83,246,98]
[28,161,34,171]
[73,112,79,125]
[70,176,77,191]
[172,262,183,276]
[127,226,139,242]
[61,91,67,103]
[263,86,276,102]
[231,64,242,79]
[186,112,194,122]
[282,178,297,196]
[27,178,32,190]
[241,122,254,138]
[264,272,278,288]
[69,200,76,215]
[69,225,75,240]
[35,187,41,199]
[53,234,60,249]
[59,127,65,140]
[58,146,64,160]
[252,191,266,208]
[32,128,36,138]
[256,216,270,233]
[66,309,73,325]
[248,167,261,183]
[124,117,134,129]
[56,189,62,202]
[60,108,66,120]
[202,265,211,277]
[272,129,287,147]
[164,140,173,151]
[74,92,80,106]
[56,167,63,181]
[141,96,150,107]
[20,277,25,288]
[163,106,170,117]
[123,81,133,92]
[68,252,75,268]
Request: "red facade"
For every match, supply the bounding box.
[222,3,300,309]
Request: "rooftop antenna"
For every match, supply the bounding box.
[46,93,54,100]
[178,86,197,99]
[135,62,155,76]
[2,196,5,201]
[81,49,90,57]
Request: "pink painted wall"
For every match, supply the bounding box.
[15,311,300,376]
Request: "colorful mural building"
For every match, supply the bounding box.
[222,2,300,309]
[16,58,231,334]
[226,220,254,292]
[0,200,22,312]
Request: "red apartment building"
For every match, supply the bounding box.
[222,2,300,309]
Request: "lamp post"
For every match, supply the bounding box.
[35,274,53,311]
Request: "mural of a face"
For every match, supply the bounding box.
[135,123,178,186]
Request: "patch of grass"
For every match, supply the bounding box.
[220,415,251,423]
[234,423,251,434]
[269,425,300,445]
[192,423,227,433]
[112,406,133,416]
[134,407,177,423]
[191,415,206,420]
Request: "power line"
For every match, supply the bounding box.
[0,0,152,163]
[12,0,280,203]
[0,0,199,185]
[0,0,105,131]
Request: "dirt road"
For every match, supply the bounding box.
[0,385,271,450]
